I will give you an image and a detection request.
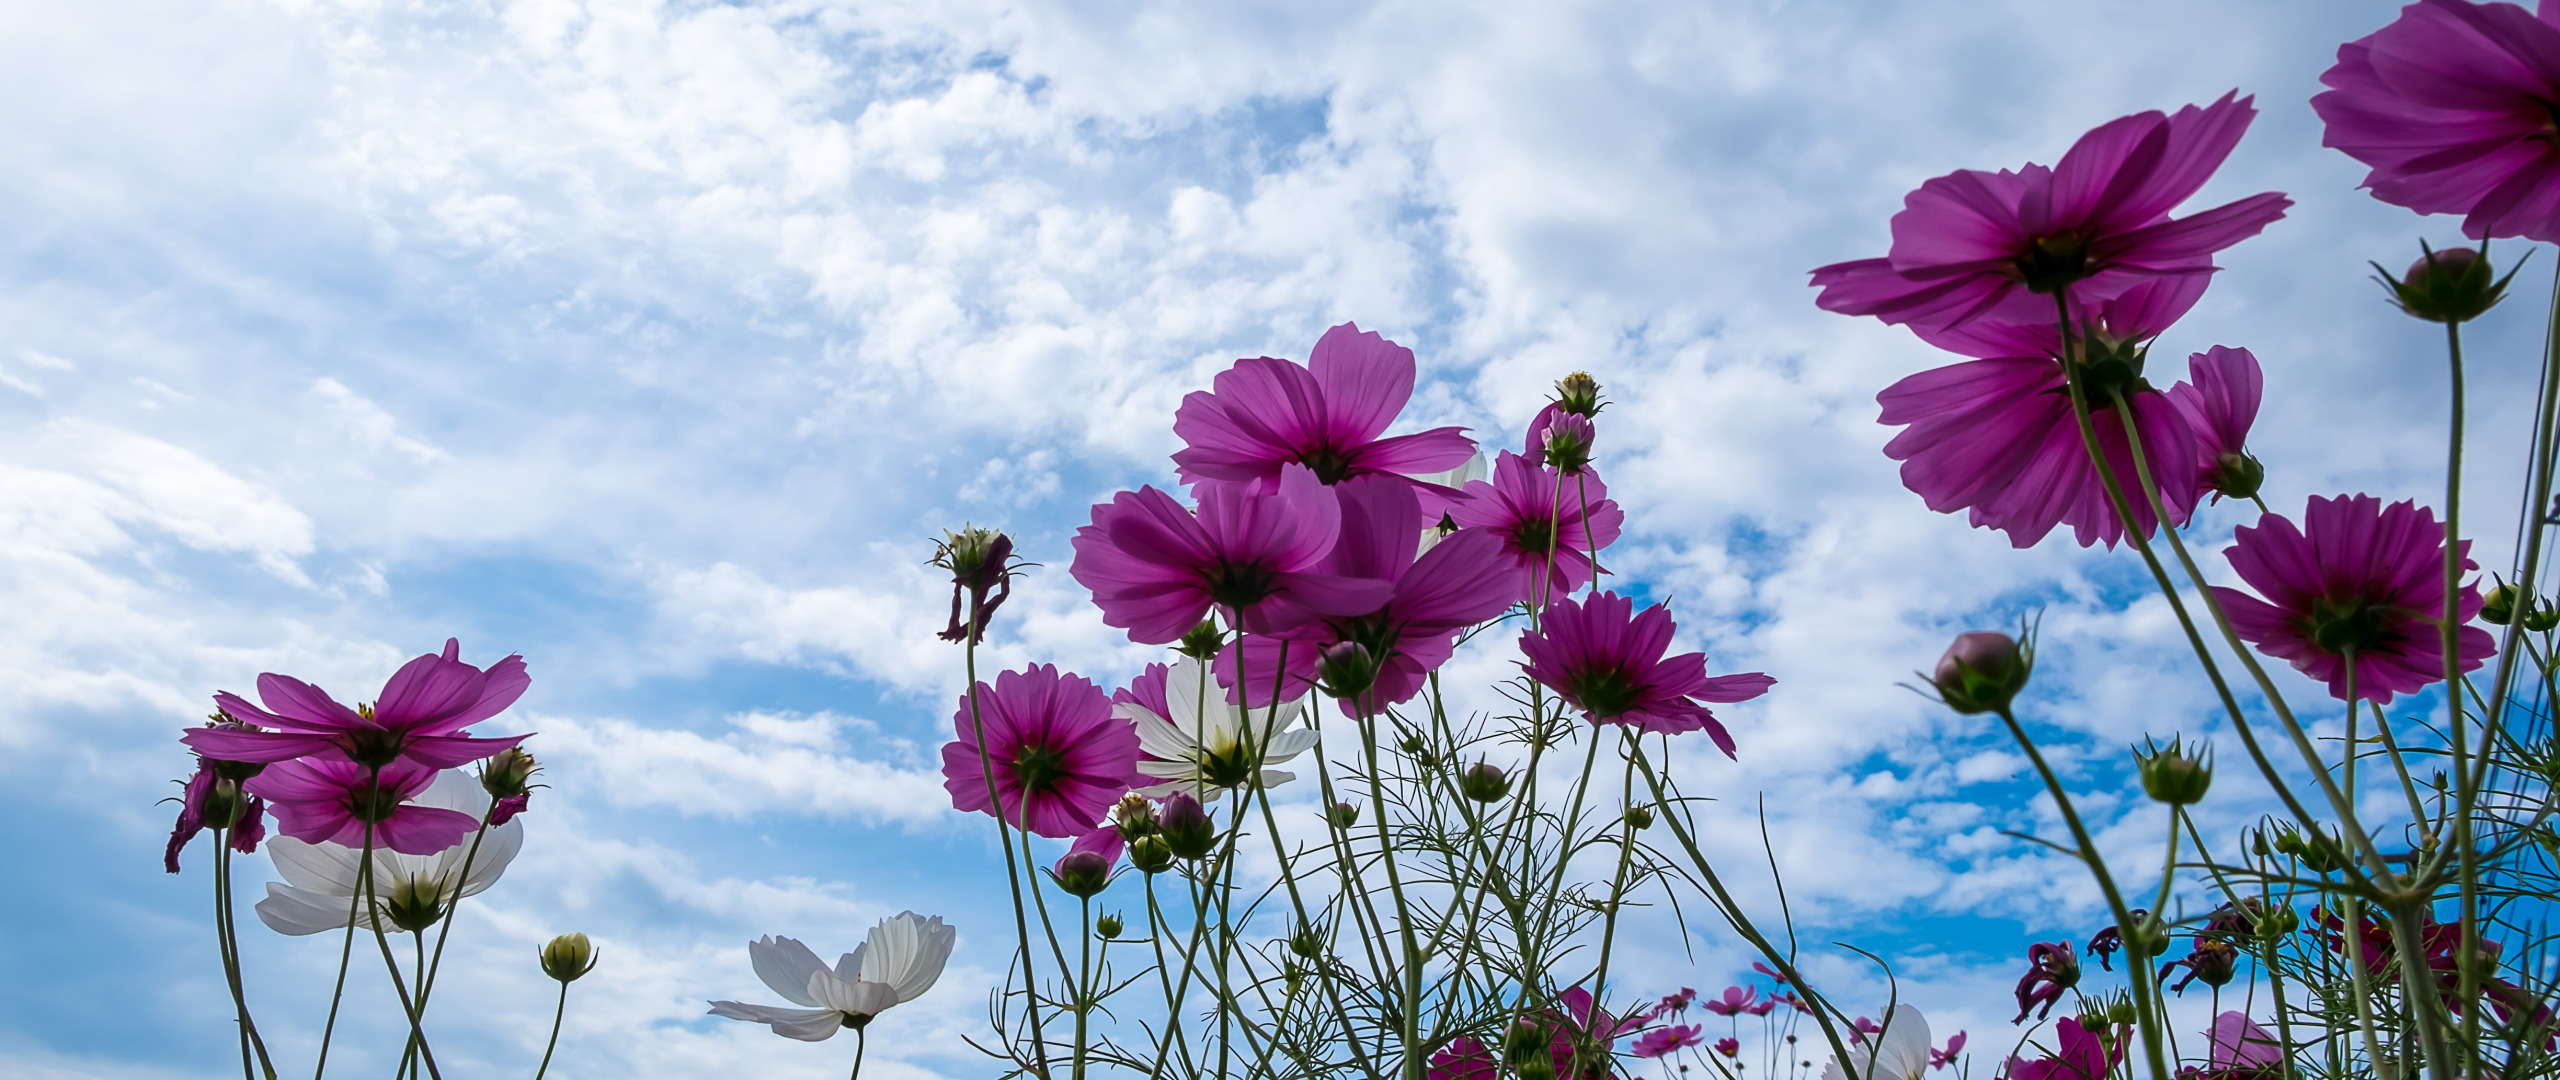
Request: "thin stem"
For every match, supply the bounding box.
[362,845,440,1080]
[850,1025,868,1080]
[532,980,569,1080]
[310,820,375,1080]
[961,610,1052,1078]
[212,829,277,1080]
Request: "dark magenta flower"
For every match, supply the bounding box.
[2013,940,2080,1023]
[1172,322,1476,489]
[1427,1036,1496,1080]
[1655,987,1698,1016]
[1071,464,1393,643]
[1812,92,2288,332]
[249,757,479,855]
[1875,276,2208,549]
[941,664,1141,839]
[1519,592,1773,757]
[2213,494,2495,703]
[1450,450,1625,603]
[2008,1018,2121,1080]
[2315,0,2560,243]
[2166,346,2265,503]
[180,639,530,770]
[1634,1024,1705,1059]
[1216,475,1519,714]
[163,751,267,873]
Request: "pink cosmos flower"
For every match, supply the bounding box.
[1450,450,1625,603]
[1518,592,1774,758]
[1635,1024,1705,1058]
[1172,322,1476,490]
[1216,476,1519,713]
[2200,1012,2283,1080]
[1715,1036,1741,1059]
[1071,464,1394,643]
[1427,1036,1496,1080]
[164,754,267,873]
[1932,1031,1968,1071]
[2167,345,2266,503]
[2314,0,2560,243]
[249,757,480,855]
[1702,985,1760,1017]
[2009,1018,2123,1080]
[941,664,1142,839]
[1656,987,1698,1016]
[1811,92,2288,333]
[1875,276,2209,549]
[2213,494,2495,703]
[181,639,530,770]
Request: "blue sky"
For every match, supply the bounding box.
[0,0,2539,1076]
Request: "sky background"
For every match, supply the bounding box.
[0,0,2542,1077]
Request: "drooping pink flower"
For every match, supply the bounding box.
[1172,322,1476,490]
[1655,987,1698,1016]
[2213,494,2495,703]
[1216,475,1519,713]
[2166,345,2266,503]
[1450,450,1625,603]
[163,752,267,874]
[180,639,531,770]
[1875,276,2206,549]
[1703,985,1761,1017]
[1071,464,1394,643]
[2013,940,2080,1023]
[1811,92,2288,334]
[2010,1018,2124,1080]
[2314,0,2560,243]
[1635,1024,1705,1058]
[248,757,480,855]
[941,664,1141,839]
[1932,1031,1968,1071]
[1518,592,1773,757]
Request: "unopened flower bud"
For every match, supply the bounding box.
[1052,851,1113,898]
[1095,913,1124,939]
[1316,641,1380,701]
[1327,802,1361,830]
[1555,372,1604,416]
[1128,834,1175,874]
[541,933,597,983]
[2484,582,2523,625]
[385,874,448,933]
[2271,823,2343,875]
[1623,804,1655,830]
[481,746,539,799]
[2379,243,2514,325]
[2137,739,2213,806]
[1457,762,1511,803]
[1177,620,1227,661]
[2203,451,2265,503]
[1506,1018,1553,1065]
[201,778,248,831]
[1397,733,1437,768]
[1158,792,1216,861]
[1113,793,1160,840]
[1540,412,1596,475]
[1289,926,1323,958]
[2530,607,2560,633]
[1931,631,2032,715]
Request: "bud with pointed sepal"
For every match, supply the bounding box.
[1931,629,2033,715]
[1457,762,1510,803]
[542,932,598,982]
[2374,241,2524,325]
[1158,792,1216,861]
[2137,738,2212,806]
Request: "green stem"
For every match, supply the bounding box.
[961,611,1052,1077]
[212,829,277,1080]
[533,980,569,1080]
[310,818,375,1080]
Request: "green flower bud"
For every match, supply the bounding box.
[2271,823,2344,875]
[2137,739,2213,806]
[1095,913,1124,940]
[1397,733,1437,768]
[1623,804,1655,830]
[1327,801,1361,830]
[2376,242,2519,325]
[1289,927,1323,959]
[541,933,597,983]
[1505,1018,1553,1066]
[1051,851,1112,898]
[2529,607,2560,633]
[1931,630,2033,715]
[1316,641,1380,701]
[1457,762,1511,803]
[480,745,539,799]
[2483,581,2523,626]
[1128,834,1175,874]
[384,874,448,933]
[1177,620,1227,661]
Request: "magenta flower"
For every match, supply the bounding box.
[1655,987,1698,1016]
[1635,1024,1705,1059]
[2167,345,2266,503]
[942,664,1141,839]
[1518,592,1773,757]
[1875,276,2207,549]
[180,639,531,770]
[163,753,267,874]
[1071,464,1393,643]
[2201,1012,2282,1080]
[1715,1036,1741,1059]
[2013,939,2080,1023]
[2009,1018,2122,1080]
[1702,985,1760,1017]
[2213,494,2495,703]
[1811,92,2288,333]
[1172,321,1476,489]
[1427,1036,1496,1080]
[1217,475,1519,713]
[1932,1031,1969,1071]
[1450,450,1624,603]
[2315,0,2560,243]
[249,757,480,855]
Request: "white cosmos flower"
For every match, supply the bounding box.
[1121,657,1318,802]
[1823,1004,1933,1080]
[708,912,957,1039]
[254,769,523,936]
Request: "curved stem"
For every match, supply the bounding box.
[532,980,569,1080]
[850,1025,868,1080]
[311,820,375,1080]
[213,829,277,1079]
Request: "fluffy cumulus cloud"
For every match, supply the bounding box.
[0,0,2500,1074]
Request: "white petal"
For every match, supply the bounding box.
[1255,769,1297,791]
[266,837,363,895]
[861,911,954,1001]
[1874,1005,1932,1080]
[1135,759,1197,782]
[747,936,828,1008]
[414,769,488,817]
[813,976,898,1018]
[255,882,354,936]
[707,1001,842,1042]
[1262,729,1321,763]
[451,819,524,897]
[1124,704,1196,763]
[835,945,865,985]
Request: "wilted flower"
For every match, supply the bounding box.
[478,745,538,826]
[2014,940,2080,1023]
[1171,322,1476,490]
[941,664,1142,839]
[932,526,1016,645]
[2315,1,2560,244]
[183,638,530,772]
[1823,1004,1934,1080]
[1812,92,2287,333]
[1121,657,1318,801]
[542,933,597,983]
[254,770,524,934]
[2161,938,2240,994]
[1655,987,1697,1016]
[2213,494,2496,703]
[165,720,270,874]
[1519,591,1775,757]
[707,913,955,1038]
[2008,1018,2124,1080]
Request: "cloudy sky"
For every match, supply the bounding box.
[0,0,2535,1076]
